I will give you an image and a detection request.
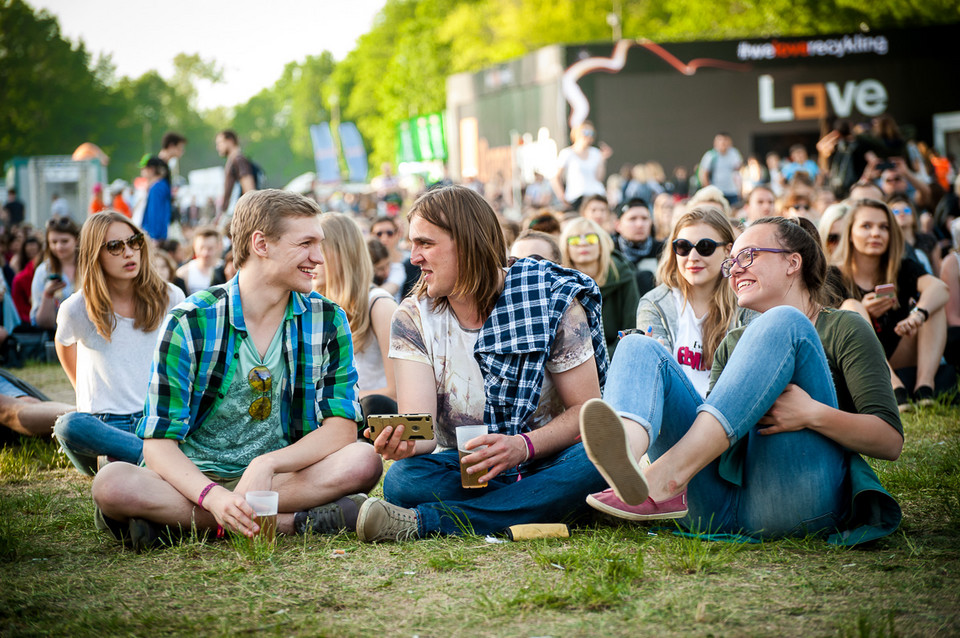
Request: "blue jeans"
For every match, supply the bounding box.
[53,412,144,476]
[384,442,608,536]
[603,306,848,538]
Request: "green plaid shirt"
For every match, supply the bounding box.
[138,274,361,444]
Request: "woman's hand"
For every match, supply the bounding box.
[757,384,823,435]
[894,311,924,337]
[460,433,528,484]
[861,291,897,319]
[42,277,67,299]
[368,424,418,462]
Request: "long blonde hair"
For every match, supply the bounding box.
[656,205,737,369]
[560,217,614,285]
[836,199,904,298]
[318,213,375,351]
[78,211,170,340]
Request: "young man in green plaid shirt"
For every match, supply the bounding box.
[93,189,382,550]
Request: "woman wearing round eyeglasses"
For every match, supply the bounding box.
[560,217,639,356]
[635,205,751,398]
[580,216,904,545]
[52,211,184,474]
[835,198,948,409]
[31,216,81,330]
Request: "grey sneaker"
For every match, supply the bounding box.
[356,498,419,542]
[579,398,649,506]
[294,493,368,535]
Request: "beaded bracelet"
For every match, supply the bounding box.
[197,481,219,511]
[519,433,535,463]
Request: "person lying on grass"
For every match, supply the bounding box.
[92,190,382,550]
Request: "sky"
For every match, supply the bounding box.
[32,0,388,110]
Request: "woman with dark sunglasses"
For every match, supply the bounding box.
[52,211,184,474]
[634,205,751,398]
[560,217,639,356]
[579,216,903,545]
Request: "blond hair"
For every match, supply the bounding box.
[230,189,322,269]
[656,205,737,368]
[77,211,169,340]
[318,213,375,351]
[560,217,614,286]
[836,199,904,298]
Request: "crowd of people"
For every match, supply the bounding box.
[0,113,957,551]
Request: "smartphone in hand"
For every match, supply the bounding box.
[874,283,895,299]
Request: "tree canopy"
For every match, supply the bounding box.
[1,0,957,186]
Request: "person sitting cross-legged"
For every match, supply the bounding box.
[357,185,610,542]
[92,189,383,550]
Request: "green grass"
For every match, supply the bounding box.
[2,363,958,636]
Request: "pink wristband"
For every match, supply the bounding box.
[197,482,219,511]
[519,433,535,463]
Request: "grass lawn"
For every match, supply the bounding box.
[2,363,958,637]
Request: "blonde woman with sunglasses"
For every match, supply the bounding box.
[560,217,639,356]
[635,205,751,397]
[53,211,184,474]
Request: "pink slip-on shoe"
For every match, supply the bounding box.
[579,398,649,505]
[586,487,688,521]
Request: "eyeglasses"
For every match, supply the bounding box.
[826,233,840,245]
[581,129,595,137]
[567,233,599,246]
[374,229,396,238]
[721,247,790,278]
[790,203,810,211]
[248,365,272,420]
[672,238,721,257]
[101,232,145,256]
[893,207,913,216]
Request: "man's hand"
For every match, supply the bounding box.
[460,433,528,484]
[203,485,259,537]
[369,424,418,461]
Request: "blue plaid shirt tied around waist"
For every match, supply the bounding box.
[474,258,608,436]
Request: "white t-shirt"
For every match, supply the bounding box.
[355,287,393,392]
[183,260,214,296]
[386,261,407,302]
[55,283,185,414]
[390,295,594,450]
[671,289,710,397]
[556,146,606,203]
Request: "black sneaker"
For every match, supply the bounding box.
[293,493,368,535]
[895,387,912,413]
[129,517,166,553]
[913,385,936,407]
[94,505,130,543]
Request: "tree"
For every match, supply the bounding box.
[0,0,108,165]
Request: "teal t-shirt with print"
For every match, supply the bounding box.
[180,324,287,477]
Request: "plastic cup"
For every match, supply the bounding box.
[245,490,278,544]
[456,425,489,489]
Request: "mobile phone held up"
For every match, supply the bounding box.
[367,413,434,441]
[874,283,895,299]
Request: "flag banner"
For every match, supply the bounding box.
[309,122,341,183]
[338,122,369,183]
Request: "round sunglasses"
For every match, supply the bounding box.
[672,238,721,257]
[101,232,145,256]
